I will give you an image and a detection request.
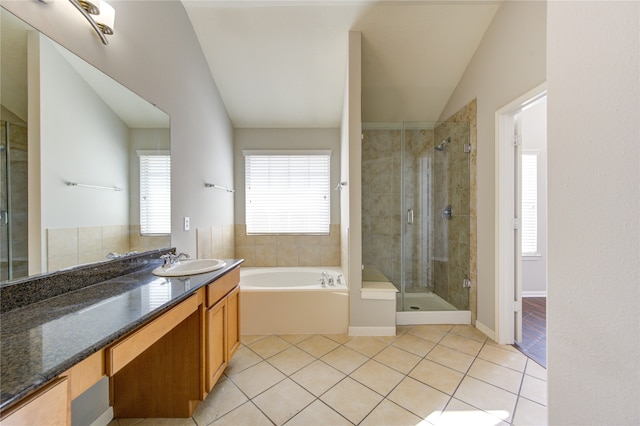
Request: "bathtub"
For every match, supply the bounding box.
[240,267,349,335]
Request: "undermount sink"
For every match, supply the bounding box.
[152,259,227,277]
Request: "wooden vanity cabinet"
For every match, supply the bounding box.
[0,378,70,426]
[205,268,240,393]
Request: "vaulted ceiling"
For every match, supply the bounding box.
[182,1,502,128]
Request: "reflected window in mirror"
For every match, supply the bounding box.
[139,151,171,236]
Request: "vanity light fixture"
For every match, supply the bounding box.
[40,0,115,45]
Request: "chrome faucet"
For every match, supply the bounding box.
[320,271,329,287]
[160,252,190,266]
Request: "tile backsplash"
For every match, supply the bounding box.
[46,225,170,272]
[233,224,340,267]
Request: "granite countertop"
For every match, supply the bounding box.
[0,258,243,411]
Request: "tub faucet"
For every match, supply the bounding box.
[320,271,329,287]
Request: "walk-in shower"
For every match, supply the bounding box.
[362,121,471,323]
[1,120,29,281]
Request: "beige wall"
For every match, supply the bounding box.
[547,1,639,424]
[438,1,547,331]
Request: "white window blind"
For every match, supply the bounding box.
[139,152,171,235]
[244,151,330,234]
[521,152,538,255]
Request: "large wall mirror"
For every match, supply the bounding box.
[1,8,171,282]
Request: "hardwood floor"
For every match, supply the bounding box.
[514,297,546,367]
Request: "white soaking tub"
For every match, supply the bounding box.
[240,267,348,335]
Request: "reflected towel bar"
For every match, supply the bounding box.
[205,183,235,193]
[66,181,124,191]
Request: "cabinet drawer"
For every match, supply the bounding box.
[0,378,69,426]
[106,293,200,375]
[60,350,104,400]
[207,268,240,307]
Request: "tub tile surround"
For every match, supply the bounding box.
[234,224,341,267]
[109,325,547,426]
[196,225,236,260]
[46,225,170,272]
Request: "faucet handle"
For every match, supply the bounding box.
[336,274,343,284]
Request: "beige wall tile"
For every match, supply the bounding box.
[321,245,340,266]
[299,245,321,266]
[47,228,78,258]
[47,255,78,272]
[256,245,277,266]
[197,228,213,259]
[78,227,102,253]
[277,245,299,267]
[236,245,256,266]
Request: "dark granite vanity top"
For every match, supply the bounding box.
[0,256,243,411]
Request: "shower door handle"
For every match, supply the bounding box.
[407,209,414,225]
[0,210,7,226]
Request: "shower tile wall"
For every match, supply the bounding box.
[434,121,470,310]
[361,129,402,288]
[440,99,477,322]
[404,129,435,293]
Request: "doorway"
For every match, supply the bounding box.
[495,84,547,363]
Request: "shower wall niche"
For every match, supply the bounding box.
[362,121,470,313]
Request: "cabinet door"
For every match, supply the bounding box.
[226,285,241,360]
[1,378,69,426]
[205,297,227,393]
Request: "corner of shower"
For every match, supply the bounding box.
[362,120,472,325]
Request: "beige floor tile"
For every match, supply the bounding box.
[320,377,384,424]
[467,358,524,394]
[407,325,453,343]
[360,399,425,426]
[439,333,484,356]
[513,396,548,426]
[436,398,509,426]
[321,345,368,374]
[252,378,315,425]
[241,335,266,345]
[375,334,400,344]
[478,344,528,372]
[391,333,437,357]
[344,336,389,357]
[224,346,263,377]
[290,360,346,397]
[409,359,464,395]
[525,359,547,381]
[426,344,475,373]
[210,402,273,426]
[350,360,405,396]
[324,334,351,344]
[285,400,352,426]
[453,376,517,423]
[192,377,248,425]
[129,419,195,425]
[248,335,292,358]
[297,335,340,358]
[387,376,450,420]
[267,346,315,375]
[229,361,286,398]
[485,339,523,353]
[279,334,313,345]
[373,345,422,374]
[396,325,413,335]
[519,374,547,406]
[449,325,489,343]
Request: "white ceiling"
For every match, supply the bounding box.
[182,0,502,128]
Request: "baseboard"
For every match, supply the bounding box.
[475,320,496,341]
[90,406,113,426]
[522,291,547,298]
[396,310,471,325]
[348,326,397,336]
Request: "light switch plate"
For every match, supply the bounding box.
[184,216,190,231]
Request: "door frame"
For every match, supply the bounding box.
[495,83,546,345]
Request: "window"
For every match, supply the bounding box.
[521,151,538,255]
[244,150,330,234]
[139,151,171,235]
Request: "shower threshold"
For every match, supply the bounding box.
[396,292,471,325]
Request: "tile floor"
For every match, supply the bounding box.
[108,325,547,426]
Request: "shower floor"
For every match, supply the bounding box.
[397,292,457,312]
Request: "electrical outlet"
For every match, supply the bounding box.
[184,216,190,231]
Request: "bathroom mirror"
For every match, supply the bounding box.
[0,8,171,282]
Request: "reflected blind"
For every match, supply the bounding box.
[245,151,330,234]
[521,153,538,254]
[139,152,171,235]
